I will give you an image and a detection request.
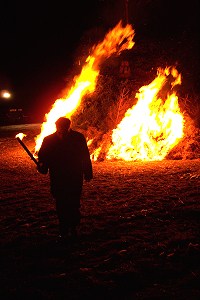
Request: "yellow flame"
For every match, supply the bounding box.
[91,146,102,161]
[106,67,184,161]
[15,133,26,140]
[34,21,135,153]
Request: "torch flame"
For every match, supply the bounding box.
[106,66,184,161]
[34,21,135,154]
[15,133,26,140]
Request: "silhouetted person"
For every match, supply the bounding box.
[37,117,93,242]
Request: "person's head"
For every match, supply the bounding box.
[55,117,71,138]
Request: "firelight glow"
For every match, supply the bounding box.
[106,67,184,161]
[34,21,135,153]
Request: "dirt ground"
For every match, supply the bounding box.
[0,124,200,299]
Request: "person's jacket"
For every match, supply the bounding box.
[37,129,93,195]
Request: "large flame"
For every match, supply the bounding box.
[106,67,184,161]
[34,21,135,153]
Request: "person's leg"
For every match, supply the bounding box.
[67,203,81,239]
[55,187,82,240]
[55,197,69,238]
[66,185,82,234]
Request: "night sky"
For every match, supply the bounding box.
[0,0,199,120]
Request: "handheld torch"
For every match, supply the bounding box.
[15,133,39,166]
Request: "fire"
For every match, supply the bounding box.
[34,21,135,153]
[106,67,184,161]
[15,133,26,140]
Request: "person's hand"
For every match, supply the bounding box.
[85,178,91,182]
[37,163,48,174]
[84,176,93,182]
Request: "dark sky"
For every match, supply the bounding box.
[0,0,199,118]
[0,1,103,113]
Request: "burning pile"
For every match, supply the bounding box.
[105,67,184,161]
[31,21,187,162]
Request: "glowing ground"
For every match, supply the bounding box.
[0,124,200,299]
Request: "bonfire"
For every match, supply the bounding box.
[16,21,200,162]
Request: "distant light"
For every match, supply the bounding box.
[1,90,11,99]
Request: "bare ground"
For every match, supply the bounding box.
[0,124,200,299]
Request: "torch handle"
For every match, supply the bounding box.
[16,137,39,166]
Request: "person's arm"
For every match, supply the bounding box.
[81,135,93,181]
[37,138,49,174]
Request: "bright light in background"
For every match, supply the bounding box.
[0,90,11,99]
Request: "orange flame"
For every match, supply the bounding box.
[15,133,26,140]
[34,21,135,153]
[106,67,184,161]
